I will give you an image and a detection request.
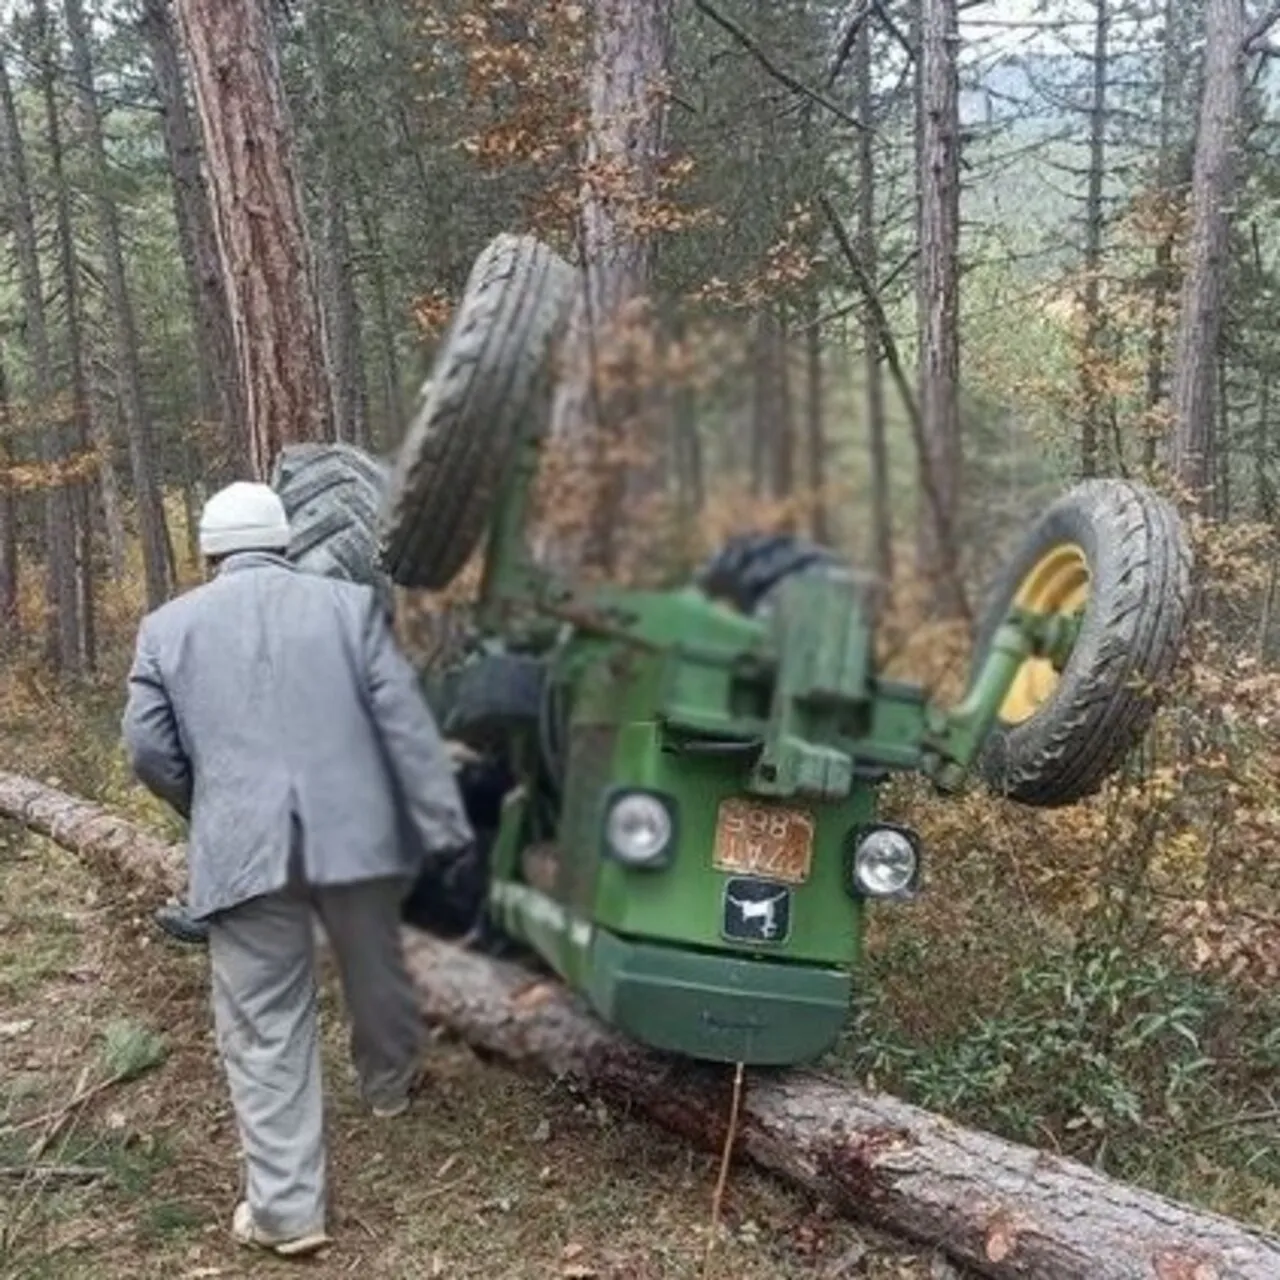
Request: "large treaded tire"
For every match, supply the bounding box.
[271,441,393,614]
[974,479,1192,808]
[695,533,845,616]
[378,234,575,590]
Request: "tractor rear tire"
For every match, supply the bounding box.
[271,441,394,614]
[442,653,547,752]
[378,234,575,590]
[973,479,1192,808]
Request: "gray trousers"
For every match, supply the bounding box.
[208,877,423,1237]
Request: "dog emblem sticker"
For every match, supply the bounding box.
[722,877,791,944]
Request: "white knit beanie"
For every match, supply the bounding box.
[198,482,291,557]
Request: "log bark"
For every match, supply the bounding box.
[3,771,1280,1280]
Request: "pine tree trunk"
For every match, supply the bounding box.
[0,46,81,674]
[750,308,776,499]
[804,302,829,545]
[1169,0,1246,504]
[774,310,796,530]
[1142,0,1187,476]
[174,0,336,478]
[34,0,105,666]
[309,0,369,448]
[855,17,892,585]
[63,0,173,611]
[4,771,1280,1280]
[544,0,676,574]
[0,352,19,644]
[141,0,247,482]
[1079,0,1109,479]
[915,0,965,617]
[352,179,404,451]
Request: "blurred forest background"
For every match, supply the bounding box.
[1,0,1278,1238]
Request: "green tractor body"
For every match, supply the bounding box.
[379,234,1193,1072]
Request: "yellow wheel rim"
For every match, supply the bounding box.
[999,543,1090,725]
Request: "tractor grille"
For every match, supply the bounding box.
[556,724,618,910]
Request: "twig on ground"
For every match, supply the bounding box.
[701,1062,746,1279]
[0,1163,108,1182]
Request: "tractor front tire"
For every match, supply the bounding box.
[271,441,394,614]
[974,479,1192,807]
[379,233,575,590]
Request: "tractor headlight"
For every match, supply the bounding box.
[603,791,675,868]
[849,825,921,900]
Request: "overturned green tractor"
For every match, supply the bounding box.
[368,233,1192,1069]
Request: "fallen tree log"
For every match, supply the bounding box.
[3,771,1279,1280]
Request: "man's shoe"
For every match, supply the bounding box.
[370,1063,431,1119]
[153,902,210,945]
[231,1200,330,1256]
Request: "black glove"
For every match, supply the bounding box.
[401,839,488,938]
[438,840,486,927]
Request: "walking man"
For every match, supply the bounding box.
[122,481,479,1256]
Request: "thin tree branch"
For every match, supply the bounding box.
[691,0,865,129]
[826,0,872,87]
[1244,2,1280,53]
[819,193,971,623]
[872,0,916,63]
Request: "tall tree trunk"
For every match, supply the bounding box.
[63,0,173,611]
[0,351,19,644]
[804,302,829,545]
[774,310,796,530]
[140,0,246,482]
[1215,349,1231,520]
[351,177,404,450]
[0,46,81,673]
[855,16,892,585]
[1079,0,1109,479]
[1255,363,1271,522]
[175,0,336,478]
[1169,0,1246,504]
[309,0,369,448]
[34,0,104,667]
[915,0,965,618]
[1142,0,1185,475]
[544,0,676,574]
[750,308,777,499]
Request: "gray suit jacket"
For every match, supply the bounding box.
[121,551,473,918]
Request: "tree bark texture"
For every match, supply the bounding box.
[174,0,336,478]
[1079,0,1109,479]
[4,770,1280,1280]
[544,0,676,574]
[0,45,81,674]
[914,0,965,617]
[855,16,892,585]
[141,0,247,482]
[1169,0,1246,503]
[64,0,173,611]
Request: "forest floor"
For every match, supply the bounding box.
[0,827,963,1280]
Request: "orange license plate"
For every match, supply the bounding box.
[712,798,815,884]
